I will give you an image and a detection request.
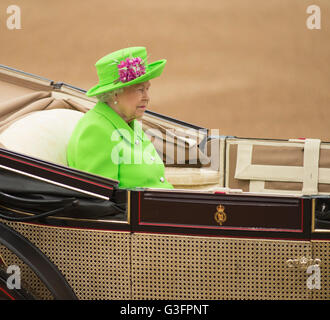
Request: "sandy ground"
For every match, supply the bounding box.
[0,0,329,140]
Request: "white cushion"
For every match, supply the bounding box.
[0,109,84,165]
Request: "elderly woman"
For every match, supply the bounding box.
[67,47,173,189]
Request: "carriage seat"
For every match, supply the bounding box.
[0,109,84,166]
[0,108,224,190]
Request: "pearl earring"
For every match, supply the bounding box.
[114,101,118,105]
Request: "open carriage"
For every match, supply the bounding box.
[0,64,329,300]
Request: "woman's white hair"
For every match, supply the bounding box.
[96,88,124,104]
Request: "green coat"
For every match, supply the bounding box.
[67,102,173,189]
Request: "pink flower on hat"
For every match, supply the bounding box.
[117,57,146,83]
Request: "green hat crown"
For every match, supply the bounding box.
[86,47,166,97]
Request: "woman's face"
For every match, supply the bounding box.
[111,81,151,123]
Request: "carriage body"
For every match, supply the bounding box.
[0,65,329,300]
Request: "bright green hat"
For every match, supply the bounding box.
[86,47,166,97]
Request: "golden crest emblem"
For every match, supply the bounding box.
[214,204,227,226]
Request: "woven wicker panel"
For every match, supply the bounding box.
[0,243,53,299]
[131,234,313,300]
[0,220,131,300]
[312,241,330,299]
